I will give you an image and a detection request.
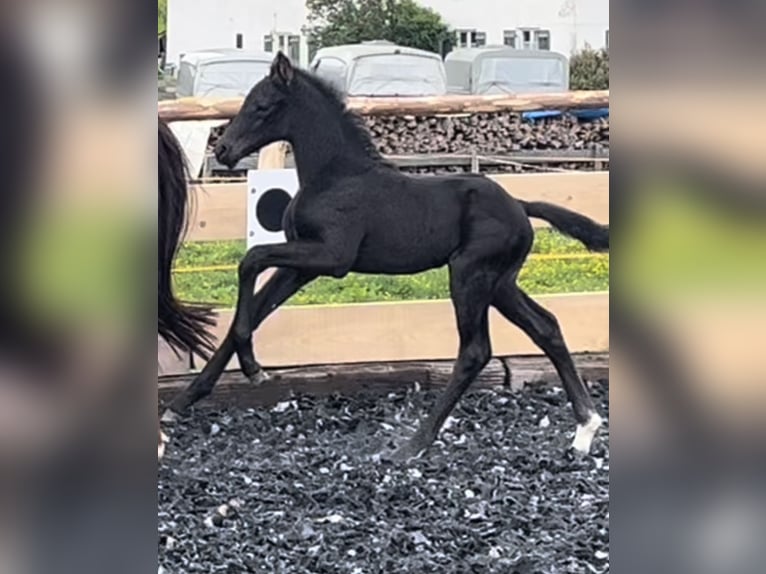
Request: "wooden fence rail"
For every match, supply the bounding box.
[184,171,609,242]
[159,90,609,122]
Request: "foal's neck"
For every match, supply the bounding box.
[288,86,377,187]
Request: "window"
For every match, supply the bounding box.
[535,30,550,50]
[288,35,300,62]
[605,30,609,50]
[236,33,243,49]
[456,29,486,48]
[522,29,532,49]
[313,57,346,91]
[264,33,302,62]
[308,40,319,62]
[503,30,516,48]
[477,57,566,92]
[176,61,195,97]
[518,28,551,50]
[348,54,446,96]
[194,61,271,97]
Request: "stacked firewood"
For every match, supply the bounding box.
[209,112,607,155]
[363,113,608,155]
[207,112,608,174]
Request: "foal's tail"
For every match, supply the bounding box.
[520,201,609,252]
[158,118,217,359]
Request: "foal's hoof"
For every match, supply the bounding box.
[158,430,169,461]
[161,409,181,424]
[571,412,604,454]
[247,369,271,386]
[392,441,427,463]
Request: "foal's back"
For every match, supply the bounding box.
[345,167,528,274]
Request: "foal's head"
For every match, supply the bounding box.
[215,52,298,168]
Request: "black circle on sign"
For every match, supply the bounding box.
[256,188,292,232]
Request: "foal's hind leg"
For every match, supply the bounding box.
[395,257,498,460]
[492,283,603,453]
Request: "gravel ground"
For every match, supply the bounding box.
[158,381,609,574]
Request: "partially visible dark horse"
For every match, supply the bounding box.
[157,118,216,457]
[169,53,608,459]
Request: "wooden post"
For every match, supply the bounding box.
[470,148,480,173]
[257,141,288,170]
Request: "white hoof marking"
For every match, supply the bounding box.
[572,412,603,453]
[161,409,179,424]
[158,431,169,460]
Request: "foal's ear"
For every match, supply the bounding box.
[270,52,294,87]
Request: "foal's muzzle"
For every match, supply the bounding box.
[214,141,237,169]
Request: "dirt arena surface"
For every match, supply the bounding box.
[158,380,609,573]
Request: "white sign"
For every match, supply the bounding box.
[246,169,299,250]
[246,168,300,301]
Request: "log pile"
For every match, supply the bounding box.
[206,111,608,175]
[363,112,609,155]
[210,112,607,155]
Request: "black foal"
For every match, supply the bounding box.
[167,53,608,458]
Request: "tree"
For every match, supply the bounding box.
[569,45,609,90]
[158,0,167,37]
[305,0,452,54]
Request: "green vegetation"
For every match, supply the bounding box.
[306,0,453,54]
[173,229,609,308]
[569,45,609,90]
[619,182,766,301]
[158,0,167,37]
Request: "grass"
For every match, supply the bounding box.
[174,229,609,308]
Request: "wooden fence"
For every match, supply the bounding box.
[184,172,608,242]
[158,94,610,377]
[159,91,609,122]
[160,171,609,375]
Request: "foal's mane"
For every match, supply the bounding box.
[296,69,394,167]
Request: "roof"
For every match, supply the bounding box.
[180,48,275,67]
[311,42,442,64]
[445,47,568,64]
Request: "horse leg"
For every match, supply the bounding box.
[492,283,603,453]
[230,241,354,384]
[158,417,167,460]
[166,268,314,415]
[395,256,497,460]
[236,269,316,383]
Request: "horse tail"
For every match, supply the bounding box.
[520,200,609,252]
[158,118,216,359]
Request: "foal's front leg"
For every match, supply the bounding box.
[233,240,355,381]
[166,268,314,415]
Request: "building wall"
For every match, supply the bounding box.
[166,0,608,68]
[421,0,609,55]
[166,0,308,66]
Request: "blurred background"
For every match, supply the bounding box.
[0,1,155,573]
[610,1,766,573]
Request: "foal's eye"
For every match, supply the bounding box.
[255,103,274,115]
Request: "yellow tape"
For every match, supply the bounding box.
[171,252,608,275]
